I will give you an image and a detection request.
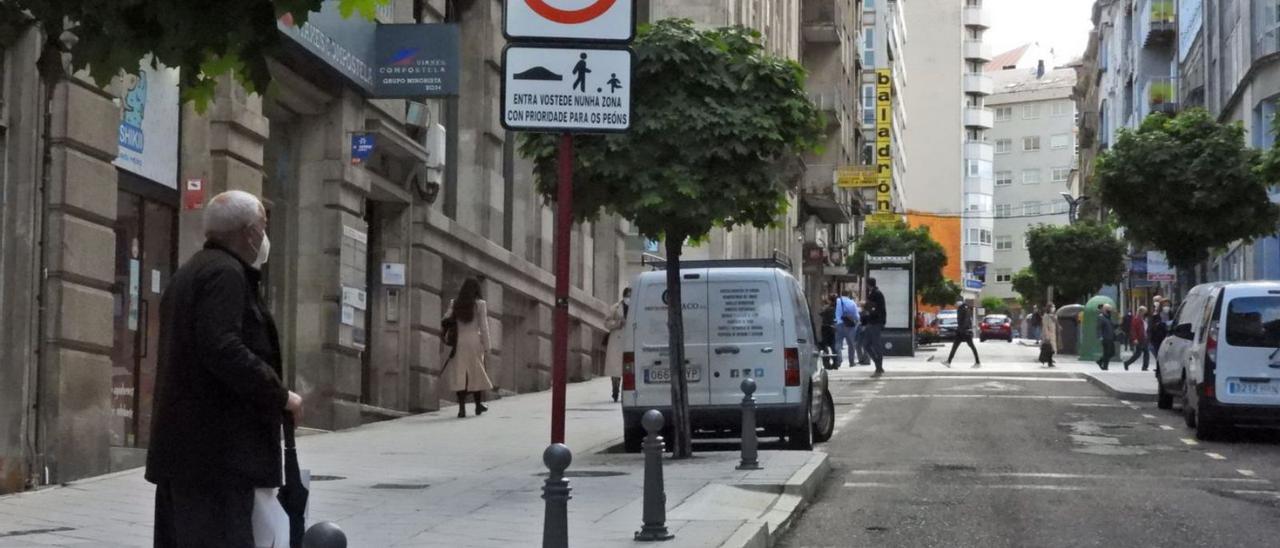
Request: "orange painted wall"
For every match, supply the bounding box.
[906,212,963,314]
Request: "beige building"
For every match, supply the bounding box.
[0,0,624,492]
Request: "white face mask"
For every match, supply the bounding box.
[623,297,630,306]
[252,233,270,269]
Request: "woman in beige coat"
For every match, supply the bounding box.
[603,287,631,402]
[445,278,494,418]
[1040,304,1059,367]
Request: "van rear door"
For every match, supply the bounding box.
[707,269,785,406]
[633,269,711,408]
[1215,287,1280,406]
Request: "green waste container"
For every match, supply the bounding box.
[1078,295,1116,362]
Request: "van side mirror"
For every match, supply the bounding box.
[1173,323,1194,340]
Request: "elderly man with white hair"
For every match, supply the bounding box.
[146,190,303,547]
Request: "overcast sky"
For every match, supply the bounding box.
[983,0,1096,64]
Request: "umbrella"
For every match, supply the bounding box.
[278,412,308,548]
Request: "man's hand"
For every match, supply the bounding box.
[286,391,304,420]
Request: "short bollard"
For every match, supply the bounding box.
[737,378,761,470]
[635,410,674,541]
[302,522,347,548]
[542,443,572,548]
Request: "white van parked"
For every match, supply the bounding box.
[1156,281,1280,439]
[619,258,835,452]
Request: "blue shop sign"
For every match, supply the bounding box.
[351,134,375,165]
[964,278,984,290]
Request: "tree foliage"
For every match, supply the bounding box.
[980,297,1007,315]
[1011,267,1046,307]
[1026,223,1126,305]
[519,19,824,240]
[848,223,950,298]
[1096,108,1280,269]
[920,279,962,307]
[0,0,385,108]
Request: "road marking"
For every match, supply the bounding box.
[1238,469,1257,477]
[846,470,1271,484]
[1159,425,1175,431]
[1230,490,1280,498]
[843,482,901,488]
[1205,452,1227,460]
[1181,438,1199,446]
[841,482,1087,491]
[865,394,1111,400]
[1120,400,1133,405]
[871,376,1085,383]
[1142,414,1157,419]
[1072,402,1125,408]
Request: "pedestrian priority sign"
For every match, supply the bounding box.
[502,45,632,133]
[505,0,635,43]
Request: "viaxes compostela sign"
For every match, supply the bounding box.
[867,69,896,228]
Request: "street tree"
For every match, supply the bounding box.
[1025,223,1126,305]
[0,0,385,107]
[1011,268,1047,307]
[980,297,1007,315]
[920,279,962,308]
[518,19,824,458]
[1096,108,1280,273]
[848,223,951,302]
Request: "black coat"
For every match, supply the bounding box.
[866,288,887,326]
[146,243,289,488]
[956,304,974,333]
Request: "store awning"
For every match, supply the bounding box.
[801,195,851,224]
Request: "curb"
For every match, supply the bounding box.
[719,452,831,548]
[1078,372,1158,402]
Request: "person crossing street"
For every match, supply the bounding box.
[1097,304,1117,371]
[943,299,981,368]
[1123,305,1150,371]
[863,279,887,375]
[833,291,863,368]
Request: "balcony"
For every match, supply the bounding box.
[963,6,992,29]
[963,73,994,95]
[963,40,993,62]
[807,87,845,129]
[965,140,994,162]
[802,163,838,194]
[1143,0,1175,48]
[802,0,840,44]
[964,175,994,196]
[964,107,994,129]
[1146,78,1178,115]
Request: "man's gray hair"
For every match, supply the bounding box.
[203,191,263,237]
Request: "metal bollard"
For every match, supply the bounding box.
[542,443,573,548]
[634,410,674,541]
[737,378,761,470]
[302,522,347,548]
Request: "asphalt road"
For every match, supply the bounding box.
[780,340,1280,548]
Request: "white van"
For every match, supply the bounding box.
[619,258,834,452]
[1156,281,1280,439]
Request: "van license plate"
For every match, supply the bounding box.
[1227,380,1280,396]
[645,366,701,384]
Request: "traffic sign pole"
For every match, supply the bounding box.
[551,132,573,444]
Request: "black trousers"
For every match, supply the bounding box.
[1124,344,1150,369]
[154,479,255,548]
[946,333,980,363]
[1098,341,1116,369]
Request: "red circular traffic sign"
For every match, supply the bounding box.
[524,0,617,24]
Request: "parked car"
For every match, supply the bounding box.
[619,258,835,452]
[979,314,1014,342]
[1156,282,1280,440]
[936,310,958,340]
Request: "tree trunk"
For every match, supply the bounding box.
[664,235,693,458]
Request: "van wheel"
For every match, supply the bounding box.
[1156,365,1173,410]
[813,391,835,443]
[788,400,815,450]
[1182,375,1197,428]
[623,426,643,453]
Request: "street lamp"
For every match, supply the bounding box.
[1059,192,1089,225]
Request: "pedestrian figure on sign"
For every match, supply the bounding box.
[572,53,591,92]
[607,73,623,93]
[147,191,304,547]
[1097,303,1117,371]
[1123,306,1150,371]
[1039,304,1058,367]
[943,299,981,368]
[444,278,495,417]
[863,279,888,375]
[603,287,631,402]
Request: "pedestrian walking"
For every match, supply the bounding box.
[445,278,495,418]
[819,295,838,370]
[1097,304,1117,371]
[1149,299,1172,359]
[863,278,887,375]
[146,191,304,548]
[1039,304,1058,367]
[603,287,631,402]
[1029,305,1042,342]
[1123,306,1150,371]
[1120,309,1133,352]
[833,291,862,368]
[943,299,981,368]
[856,300,872,365]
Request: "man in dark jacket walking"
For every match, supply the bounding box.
[863,278,887,375]
[1097,303,1117,371]
[944,299,981,368]
[147,190,304,547]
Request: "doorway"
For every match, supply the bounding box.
[110,181,177,449]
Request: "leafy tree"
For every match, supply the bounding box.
[848,223,951,302]
[980,297,1007,315]
[1096,108,1280,272]
[920,279,962,308]
[1011,268,1047,307]
[519,20,823,457]
[1026,223,1126,304]
[0,0,384,107]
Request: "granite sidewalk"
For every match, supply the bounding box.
[0,378,828,547]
